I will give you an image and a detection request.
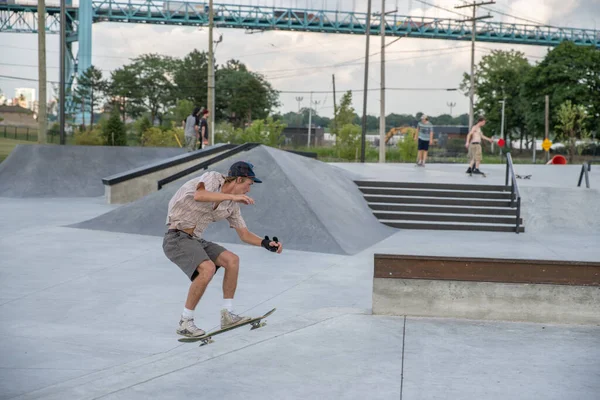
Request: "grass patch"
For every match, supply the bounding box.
[0,137,34,163]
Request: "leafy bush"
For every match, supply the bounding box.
[336,123,361,160]
[397,135,417,162]
[74,127,103,145]
[141,127,184,147]
[102,109,127,146]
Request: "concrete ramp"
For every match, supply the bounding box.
[0,144,184,198]
[69,145,396,255]
[520,186,600,234]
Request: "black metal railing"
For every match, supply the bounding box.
[504,152,522,234]
[576,160,599,189]
[578,162,591,188]
[157,142,260,190]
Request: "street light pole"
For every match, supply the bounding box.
[379,0,386,163]
[360,0,372,162]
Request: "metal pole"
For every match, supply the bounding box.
[500,99,505,140]
[307,91,313,147]
[499,99,505,156]
[207,0,215,146]
[59,0,66,145]
[37,0,47,144]
[545,94,550,163]
[360,0,372,163]
[468,5,476,130]
[379,0,386,163]
[456,2,496,129]
[447,101,456,116]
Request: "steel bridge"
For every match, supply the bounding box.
[1,0,599,114]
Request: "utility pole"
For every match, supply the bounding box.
[360,0,372,163]
[545,94,550,163]
[59,0,66,145]
[455,1,495,130]
[379,0,386,163]
[447,101,456,116]
[207,0,215,146]
[295,96,303,113]
[295,96,303,127]
[332,74,337,132]
[307,91,313,147]
[499,99,505,140]
[37,0,47,144]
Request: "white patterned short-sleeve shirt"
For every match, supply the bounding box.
[165,171,247,237]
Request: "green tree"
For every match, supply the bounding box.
[461,50,532,147]
[215,121,243,144]
[173,50,209,107]
[216,60,279,127]
[330,91,355,135]
[397,129,418,162]
[102,109,127,146]
[108,65,145,122]
[74,126,103,146]
[128,54,177,125]
[523,41,600,141]
[336,123,362,160]
[555,100,588,163]
[141,127,183,147]
[164,99,195,130]
[73,65,107,128]
[238,117,286,146]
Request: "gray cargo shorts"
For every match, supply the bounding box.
[163,229,227,281]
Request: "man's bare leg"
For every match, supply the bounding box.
[423,151,428,165]
[215,251,240,299]
[215,251,249,328]
[185,260,216,310]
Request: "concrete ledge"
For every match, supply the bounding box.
[102,144,234,204]
[372,254,600,325]
[373,278,600,325]
[374,254,600,286]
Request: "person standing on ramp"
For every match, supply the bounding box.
[163,161,283,337]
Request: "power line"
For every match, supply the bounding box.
[277,87,459,94]
[259,46,471,78]
[413,0,469,18]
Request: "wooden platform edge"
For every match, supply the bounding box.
[374,254,600,286]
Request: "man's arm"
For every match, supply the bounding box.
[465,130,473,148]
[235,226,283,253]
[429,127,434,143]
[193,183,254,204]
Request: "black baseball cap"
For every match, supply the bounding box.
[228,161,262,183]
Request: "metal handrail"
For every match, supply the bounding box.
[577,161,591,188]
[504,152,522,234]
[157,142,260,190]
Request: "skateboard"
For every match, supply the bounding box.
[177,308,276,346]
[469,171,487,178]
[516,174,532,179]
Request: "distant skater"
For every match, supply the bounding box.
[465,117,493,175]
[416,115,434,167]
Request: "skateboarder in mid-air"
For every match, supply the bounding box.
[163,161,283,338]
[465,117,493,176]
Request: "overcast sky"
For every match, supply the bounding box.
[1,0,598,119]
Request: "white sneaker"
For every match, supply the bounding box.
[220,309,251,329]
[176,317,206,337]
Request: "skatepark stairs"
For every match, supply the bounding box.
[355,181,524,233]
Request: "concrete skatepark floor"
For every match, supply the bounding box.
[1,146,599,399]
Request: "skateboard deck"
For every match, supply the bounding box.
[468,172,487,178]
[516,174,532,179]
[177,308,276,346]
